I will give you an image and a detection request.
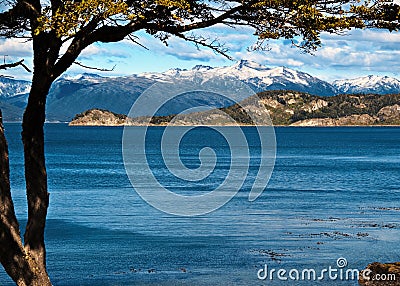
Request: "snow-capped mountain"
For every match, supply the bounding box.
[2,60,400,121]
[140,60,337,96]
[59,72,105,82]
[333,75,400,95]
[0,77,31,98]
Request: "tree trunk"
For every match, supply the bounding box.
[0,109,51,285]
[21,71,53,285]
[0,26,67,283]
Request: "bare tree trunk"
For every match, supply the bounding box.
[21,71,53,285]
[0,109,51,285]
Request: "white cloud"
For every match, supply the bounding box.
[124,32,222,62]
[321,29,400,43]
[79,44,130,59]
[0,39,33,79]
[0,38,32,58]
[121,25,257,63]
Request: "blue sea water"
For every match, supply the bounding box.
[1,124,400,285]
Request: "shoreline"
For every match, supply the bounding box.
[5,121,399,127]
[67,123,400,127]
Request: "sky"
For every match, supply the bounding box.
[1,21,400,82]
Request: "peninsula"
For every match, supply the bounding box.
[69,91,400,126]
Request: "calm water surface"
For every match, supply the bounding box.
[1,124,399,285]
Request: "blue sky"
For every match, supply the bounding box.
[1,23,400,82]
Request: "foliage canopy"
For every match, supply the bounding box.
[1,0,399,73]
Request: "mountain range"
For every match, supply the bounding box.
[1,60,400,121]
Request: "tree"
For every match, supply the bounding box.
[0,0,399,284]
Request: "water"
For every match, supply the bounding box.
[1,124,400,285]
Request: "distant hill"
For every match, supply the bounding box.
[2,61,400,122]
[45,74,153,121]
[69,91,400,126]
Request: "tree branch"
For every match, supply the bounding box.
[74,61,116,71]
[0,59,31,72]
[51,20,147,79]
[50,1,253,79]
[0,0,42,37]
[172,33,231,59]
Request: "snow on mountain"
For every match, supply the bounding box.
[140,60,336,96]
[59,72,106,83]
[0,77,31,98]
[333,75,400,95]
